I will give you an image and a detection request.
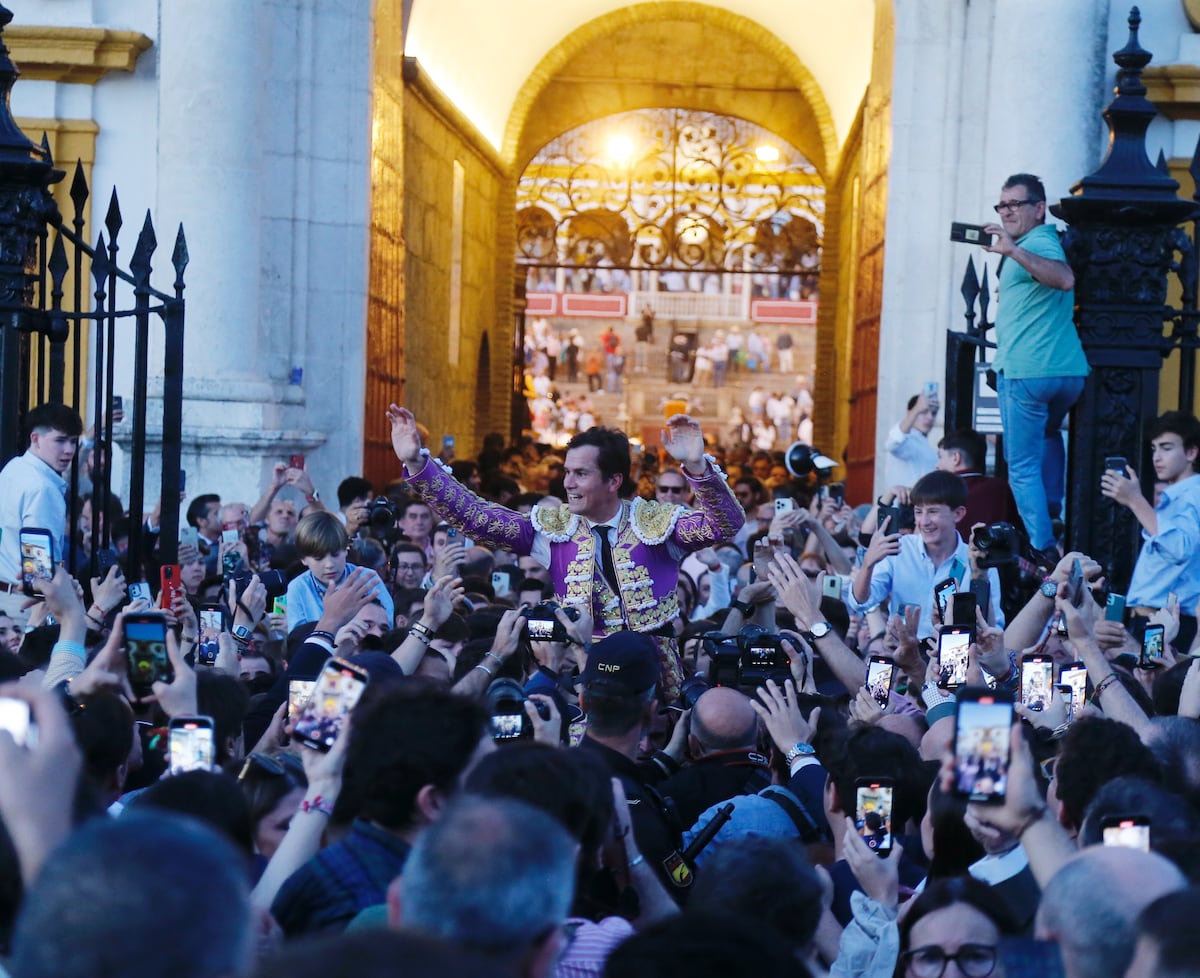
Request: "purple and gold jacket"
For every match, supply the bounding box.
[403,451,744,636]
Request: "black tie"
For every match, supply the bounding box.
[597,526,619,592]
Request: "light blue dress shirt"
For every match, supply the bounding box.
[1127,473,1200,611]
[0,451,69,583]
[849,533,1004,639]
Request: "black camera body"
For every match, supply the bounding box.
[231,570,288,599]
[706,626,791,693]
[972,522,1020,568]
[485,677,549,741]
[522,601,580,643]
[367,496,398,533]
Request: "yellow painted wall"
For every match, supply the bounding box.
[402,75,505,454]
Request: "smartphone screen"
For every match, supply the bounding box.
[125,614,172,694]
[865,657,895,709]
[1102,815,1150,851]
[198,606,224,667]
[168,716,215,774]
[292,658,369,752]
[1054,683,1073,721]
[934,578,957,619]
[491,702,527,741]
[855,779,894,855]
[0,696,34,748]
[1060,664,1087,722]
[953,690,1014,803]
[19,528,54,597]
[1141,624,1166,669]
[1020,655,1054,711]
[221,529,240,545]
[272,595,288,616]
[287,679,317,721]
[938,626,973,688]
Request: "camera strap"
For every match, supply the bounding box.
[761,785,824,844]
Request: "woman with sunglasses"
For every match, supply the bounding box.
[237,751,308,867]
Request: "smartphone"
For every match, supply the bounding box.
[272,595,288,616]
[923,381,939,399]
[822,574,844,600]
[442,435,455,454]
[197,604,225,667]
[291,657,369,752]
[159,564,183,610]
[221,551,240,579]
[1060,663,1088,722]
[18,527,54,598]
[951,592,977,627]
[934,577,957,619]
[952,687,1015,803]
[287,678,317,721]
[111,394,124,415]
[998,938,1067,978]
[1105,593,1126,623]
[124,612,172,696]
[826,483,846,509]
[221,529,240,545]
[179,468,187,494]
[289,454,305,470]
[937,626,974,689]
[1101,813,1150,851]
[774,496,795,514]
[127,581,153,604]
[0,696,34,748]
[865,656,895,710]
[1066,559,1084,608]
[1141,623,1166,670]
[167,715,215,774]
[1020,654,1054,711]
[1054,683,1074,722]
[1104,456,1129,475]
[949,222,992,246]
[179,526,200,551]
[854,777,895,855]
[491,570,511,598]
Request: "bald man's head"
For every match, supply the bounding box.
[690,687,759,756]
[1036,847,1187,978]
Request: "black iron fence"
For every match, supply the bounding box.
[0,5,185,579]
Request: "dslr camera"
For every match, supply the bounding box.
[706,625,791,693]
[485,677,549,741]
[367,496,399,534]
[521,601,580,643]
[972,522,1020,568]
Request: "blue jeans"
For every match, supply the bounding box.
[997,373,1085,550]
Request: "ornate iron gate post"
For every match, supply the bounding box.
[1052,9,1198,589]
[0,3,61,463]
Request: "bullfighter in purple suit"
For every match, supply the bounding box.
[387,405,744,700]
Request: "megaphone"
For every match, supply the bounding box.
[784,442,838,479]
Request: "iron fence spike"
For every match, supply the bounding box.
[130,210,157,284]
[91,232,109,285]
[171,224,189,281]
[69,160,88,213]
[47,232,67,286]
[960,256,981,308]
[105,188,122,241]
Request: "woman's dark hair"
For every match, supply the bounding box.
[235,751,307,840]
[897,876,1017,963]
[924,776,984,882]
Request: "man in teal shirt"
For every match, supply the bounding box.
[984,173,1089,561]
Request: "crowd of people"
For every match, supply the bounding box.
[1,172,1199,978]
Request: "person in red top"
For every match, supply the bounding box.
[936,428,1023,534]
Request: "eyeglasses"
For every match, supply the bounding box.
[393,562,425,572]
[902,944,998,978]
[658,485,687,494]
[993,199,1040,214]
[237,751,305,783]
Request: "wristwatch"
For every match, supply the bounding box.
[1039,578,1059,599]
[232,623,253,644]
[731,598,755,617]
[807,621,833,641]
[785,742,816,765]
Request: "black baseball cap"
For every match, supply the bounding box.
[580,631,659,695]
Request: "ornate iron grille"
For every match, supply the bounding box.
[516,108,824,277]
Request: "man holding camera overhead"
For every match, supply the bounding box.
[982,173,1088,564]
[387,405,744,701]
